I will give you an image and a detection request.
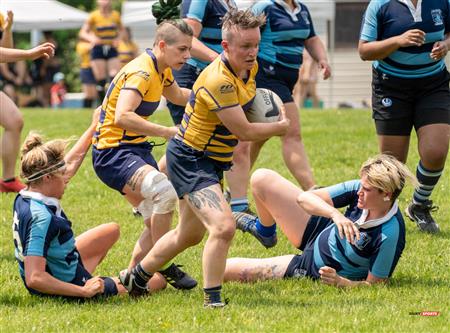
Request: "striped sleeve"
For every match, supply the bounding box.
[24,203,54,257]
[182,0,209,22]
[326,180,360,209]
[360,1,384,41]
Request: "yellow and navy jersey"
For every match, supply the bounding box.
[75,41,92,69]
[118,40,139,66]
[88,9,122,45]
[93,49,174,149]
[177,54,257,163]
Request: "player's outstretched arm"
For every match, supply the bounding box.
[184,18,219,63]
[0,42,55,63]
[319,266,387,288]
[115,89,177,139]
[63,107,101,181]
[304,36,331,80]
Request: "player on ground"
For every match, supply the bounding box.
[92,20,197,290]
[13,110,168,298]
[226,155,416,288]
[249,0,331,191]
[119,9,290,307]
[359,0,450,233]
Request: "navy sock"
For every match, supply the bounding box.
[203,285,222,304]
[132,263,153,288]
[255,218,276,237]
[413,161,443,205]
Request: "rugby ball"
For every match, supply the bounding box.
[246,88,283,123]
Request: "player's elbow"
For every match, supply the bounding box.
[26,271,44,290]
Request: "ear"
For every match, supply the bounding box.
[221,40,229,52]
[383,192,392,202]
[158,39,167,51]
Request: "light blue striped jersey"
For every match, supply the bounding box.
[12,191,81,293]
[312,180,406,280]
[360,0,450,78]
[182,0,236,70]
[252,0,316,69]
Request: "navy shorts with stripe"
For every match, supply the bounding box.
[284,216,333,279]
[255,58,299,104]
[372,68,450,135]
[92,142,158,194]
[80,68,96,85]
[91,45,119,60]
[166,138,231,199]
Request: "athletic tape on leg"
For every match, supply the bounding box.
[139,170,177,217]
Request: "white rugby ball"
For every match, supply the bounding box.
[246,88,283,123]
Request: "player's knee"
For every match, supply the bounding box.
[420,148,448,169]
[251,168,277,194]
[210,217,236,242]
[138,170,177,220]
[106,222,120,243]
[175,228,204,247]
[282,129,302,142]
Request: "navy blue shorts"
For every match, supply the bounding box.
[167,63,202,125]
[80,67,96,84]
[166,138,231,198]
[284,216,333,279]
[372,68,450,135]
[92,142,158,194]
[91,45,119,60]
[256,58,299,104]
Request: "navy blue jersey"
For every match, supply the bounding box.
[12,191,82,293]
[252,0,316,69]
[312,180,406,280]
[182,0,236,70]
[360,0,450,78]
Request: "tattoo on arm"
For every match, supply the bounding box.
[188,188,223,212]
[126,168,146,192]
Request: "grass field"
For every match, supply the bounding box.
[0,108,448,332]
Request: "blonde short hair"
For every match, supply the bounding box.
[359,154,417,201]
[222,9,266,41]
[154,19,193,45]
[20,132,69,184]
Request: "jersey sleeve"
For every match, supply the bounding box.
[24,208,55,257]
[369,219,404,278]
[302,4,316,39]
[326,180,361,209]
[122,70,151,97]
[87,11,96,28]
[200,77,239,112]
[182,0,208,23]
[251,0,272,15]
[360,1,381,42]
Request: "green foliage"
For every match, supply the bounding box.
[0,108,449,332]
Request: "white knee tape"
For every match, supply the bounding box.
[140,170,177,215]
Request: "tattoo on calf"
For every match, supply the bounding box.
[188,188,223,211]
[239,265,281,282]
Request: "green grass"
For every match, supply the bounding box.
[0,108,448,332]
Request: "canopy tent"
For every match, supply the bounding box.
[0,0,88,32]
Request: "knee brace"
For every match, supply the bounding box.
[137,170,177,220]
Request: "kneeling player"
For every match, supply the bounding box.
[92,20,196,290]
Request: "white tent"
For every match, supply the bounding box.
[0,0,88,32]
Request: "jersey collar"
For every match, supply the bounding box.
[220,53,251,83]
[355,200,399,229]
[145,48,159,73]
[274,0,302,22]
[19,190,63,217]
[397,0,422,22]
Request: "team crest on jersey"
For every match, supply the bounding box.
[300,11,310,25]
[431,9,443,26]
[354,232,371,251]
[382,97,392,107]
[219,84,235,94]
[135,70,150,81]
